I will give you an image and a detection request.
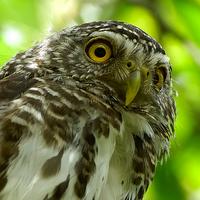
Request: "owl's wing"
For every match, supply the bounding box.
[0,72,36,101]
[0,54,37,117]
[0,74,120,200]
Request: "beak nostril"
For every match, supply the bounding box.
[127,61,133,68]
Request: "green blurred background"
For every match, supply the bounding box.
[0,0,200,199]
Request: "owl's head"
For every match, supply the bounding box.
[40,21,173,108]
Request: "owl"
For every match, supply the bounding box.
[0,21,176,200]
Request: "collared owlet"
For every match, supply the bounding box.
[0,21,176,200]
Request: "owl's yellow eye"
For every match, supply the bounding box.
[154,67,167,89]
[85,39,112,63]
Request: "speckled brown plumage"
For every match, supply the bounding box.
[0,21,175,200]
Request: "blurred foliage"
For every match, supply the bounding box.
[0,0,200,199]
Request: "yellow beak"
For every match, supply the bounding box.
[125,70,141,106]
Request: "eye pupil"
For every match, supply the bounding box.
[86,39,112,63]
[94,47,106,58]
[153,73,159,85]
[153,67,168,89]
